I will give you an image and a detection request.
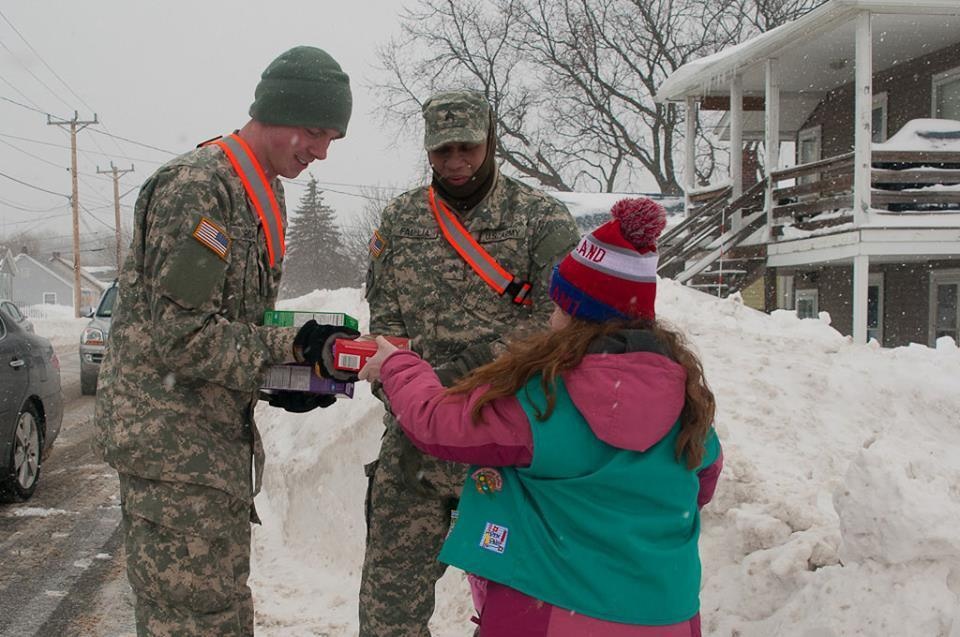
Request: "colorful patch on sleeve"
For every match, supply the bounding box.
[479,522,509,554]
[192,217,230,260]
[471,467,503,495]
[368,229,386,259]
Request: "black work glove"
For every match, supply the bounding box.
[293,319,361,382]
[259,390,336,413]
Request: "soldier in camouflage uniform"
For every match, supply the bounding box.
[361,90,581,636]
[95,46,353,637]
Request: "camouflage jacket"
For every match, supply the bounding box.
[366,170,580,369]
[95,142,296,503]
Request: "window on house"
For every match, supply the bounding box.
[777,274,795,310]
[797,126,822,186]
[872,92,888,142]
[932,67,960,120]
[795,289,819,319]
[929,270,960,345]
[43,292,57,305]
[867,273,884,345]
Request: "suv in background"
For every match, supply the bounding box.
[79,282,117,395]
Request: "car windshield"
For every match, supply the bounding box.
[96,285,118,318]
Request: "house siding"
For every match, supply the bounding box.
[769,261,960,347]
[883,263,932,347]
[12,262,73,307]
[799,41,960,156]
[10,255,102,309]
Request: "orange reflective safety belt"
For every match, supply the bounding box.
[211,134,285,268]
[428,187,532,306]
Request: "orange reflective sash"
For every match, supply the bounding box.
[428,187,532,306]
[210,134,285,268]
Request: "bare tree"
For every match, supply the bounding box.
[340,185,401,281]
[374,0,826,195]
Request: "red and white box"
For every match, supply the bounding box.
[333,336,410,372]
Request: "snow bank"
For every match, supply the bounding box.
[176,283,960,635]
[23,303,88,350]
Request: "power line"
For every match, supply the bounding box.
[0,9,90,114]
[0,35,72,111]
[0,78,51,115]
[0,131,164,165]
[87,128,178,155]
[79,202,122,233]
[0,196,67,213]
[0,9,135,164]
[0,136,67,170]
[0,169,69,197]
[285,176,405,193]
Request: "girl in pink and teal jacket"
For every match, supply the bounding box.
[360,198,722,637]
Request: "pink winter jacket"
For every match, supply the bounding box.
[380,348,723,637]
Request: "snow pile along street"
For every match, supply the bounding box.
[243,283,958,636]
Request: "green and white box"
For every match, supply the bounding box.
[263,310,359,330]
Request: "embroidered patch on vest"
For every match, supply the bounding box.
[192,217,230,260]
[394,225,438,238]
[471,468,503,495]
[479,225,525,242]
[479,522,509,554]
[369,229,386,259]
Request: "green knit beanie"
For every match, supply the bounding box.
[249,46,352,137]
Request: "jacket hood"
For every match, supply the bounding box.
[562,330,687,452]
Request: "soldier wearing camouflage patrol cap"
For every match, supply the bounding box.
[360,89,581,636]
[95,45,358,637]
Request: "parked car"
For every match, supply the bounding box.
[0,299,34,334]
[0,300,63,502]
[79,281,117,395]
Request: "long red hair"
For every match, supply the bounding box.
[447,317,716,468]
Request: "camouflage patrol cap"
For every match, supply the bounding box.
[422,90,491,151]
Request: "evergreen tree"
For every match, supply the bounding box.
[280,175,355,298]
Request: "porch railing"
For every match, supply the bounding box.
[769,149,960,235]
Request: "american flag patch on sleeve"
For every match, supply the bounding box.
[192,217,230,260]
[369,229,386,259]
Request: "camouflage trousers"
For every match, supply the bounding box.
[119,474,253,637]
[359,421,467,637]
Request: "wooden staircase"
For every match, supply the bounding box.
[657,180,767,297]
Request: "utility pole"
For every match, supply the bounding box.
[97,162,134,271]
[48,111,98,317]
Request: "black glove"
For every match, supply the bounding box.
[293,319,361,381]
[259,390,336,413]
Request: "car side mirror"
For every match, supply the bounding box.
[82,306,95,318]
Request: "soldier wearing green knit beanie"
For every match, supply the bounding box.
[249,45,352,137]
[97,45,353,637]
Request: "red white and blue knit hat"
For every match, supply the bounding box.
[549,197,666,322]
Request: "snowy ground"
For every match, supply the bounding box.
[25,284,960,636]
[245,283,960,637]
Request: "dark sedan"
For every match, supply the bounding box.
[0,300,63,501]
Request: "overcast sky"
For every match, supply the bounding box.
[0,1,425,256]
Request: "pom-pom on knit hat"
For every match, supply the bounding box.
[549,197,667,322]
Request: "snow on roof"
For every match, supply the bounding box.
[657,0,960,101]
[549,192,685,231]
[874,118,960,152]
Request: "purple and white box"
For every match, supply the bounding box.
[262,364,355,398]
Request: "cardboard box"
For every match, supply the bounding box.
[333,336,410,372]
[262,364,355,398]
[263,309,359,330]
